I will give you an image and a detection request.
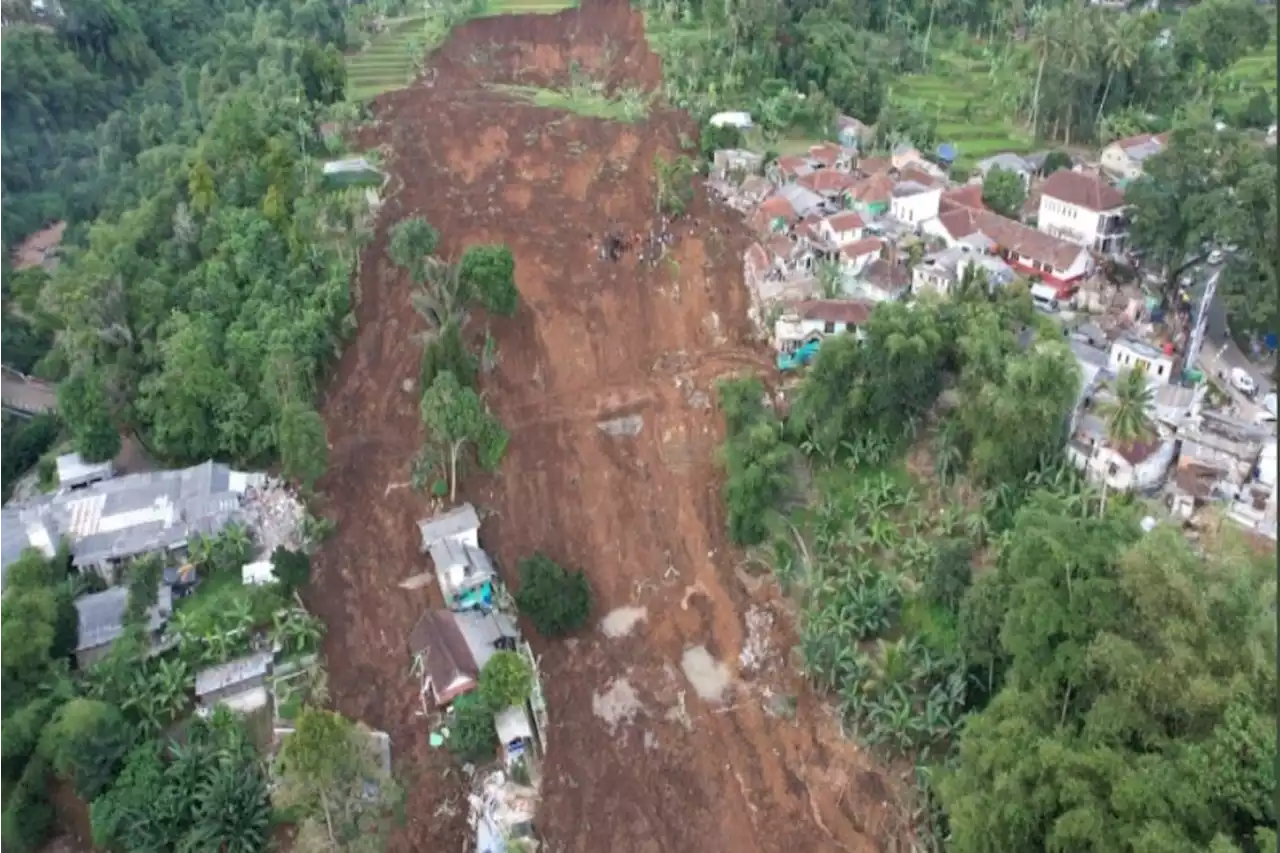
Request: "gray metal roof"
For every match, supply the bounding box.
[1114,335,1167,361]
[75,584,172,652]
[56,453,113,487]
[195,650,274,697]
[1,461,263,585]
[416,503,480,548]
[428,537,495,584]
[977,153,1031,174]
[453,609,518,671]
[778,184,825,217]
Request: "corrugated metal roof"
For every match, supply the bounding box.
[75,584,172,651]
[195,651,273,697]
[417,504,479,548]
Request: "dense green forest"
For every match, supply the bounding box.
[717,286,1276,853]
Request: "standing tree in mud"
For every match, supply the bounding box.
[653,153,696,216]
[459,244,519,317]
[419,370,509,502]
[387,216,440,285]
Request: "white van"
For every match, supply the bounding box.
[1030,283,1060,313]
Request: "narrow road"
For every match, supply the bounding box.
[0,369,57,416]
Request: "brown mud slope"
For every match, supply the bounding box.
[307,1,909,851]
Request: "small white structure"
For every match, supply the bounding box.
[415,503,500,609]
[1067,413,1175,493]
[1099,132,1168,181]
[889,181,941,225]
[1108,337,1175,385]
[195,650,273,714]
[818,211,865,247]
[242,559,277,586]
[493,704,537,768]
[55,453,115,491]
[708,111,754,130]
[837,237,884,277]
[773,300,872,354]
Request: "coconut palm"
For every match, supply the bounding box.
[411,257,471,342]
[1100,366,1155,448]
[1095,14,1144,131]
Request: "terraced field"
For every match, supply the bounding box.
[345,1,581,101]
[890,52,1035,169]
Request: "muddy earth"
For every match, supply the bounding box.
[305,1,910,850]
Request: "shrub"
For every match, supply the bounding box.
[270,546,311,595]
[477,650,533,710]
[1,755,54,853]
[514,553,592,638]
[459,245,518,317]
[38,698,133,800]
[446,694,497,762]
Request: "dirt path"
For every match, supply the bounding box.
[306,2,909,851]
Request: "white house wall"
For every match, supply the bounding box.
[890,189,941,226]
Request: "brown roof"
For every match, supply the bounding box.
[898,164,942,188]
[798,169,856,195]
[855,156,892,177]
[825,211,865,233]
[407,611,480,705]
[840,237,884,260]
[1110,131,1170,152]
[860,258,912,295]
[1114,439,1162,465]
[792,299,874,326]
[848,174,895,204]
[937,208,1086,271]
[1040,169,1125,212]
[808,143,843,167]
[758,195,796,221]
[939,184,986,214]
[776,155,813,178]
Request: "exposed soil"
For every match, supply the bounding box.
[306,1,910,851]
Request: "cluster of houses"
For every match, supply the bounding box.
[709,118,1276,541]
[408,502,548,851]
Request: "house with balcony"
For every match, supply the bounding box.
[1036,169,1129,256]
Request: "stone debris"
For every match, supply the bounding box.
[241,477,306,556]
[680,645,733,705]
[592,677,646,734]
[600,606,648,638]
[597,414,644,437]
[737,606,775,675]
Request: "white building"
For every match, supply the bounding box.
[889,181,942,226]
[1037,170,1129,256]
[817,211,865,246]
[911,244,1015,298]
[1108,336,1176,386]
[1098,132,1169,181]
[773,300,873,354]
[709,111,754,130]
[1067,412,1175,493]
[837,237,884,278]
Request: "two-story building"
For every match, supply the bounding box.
[924,206,1094,287]
[889,180,942,227]
[1037,169,1129,256]
[773,299,874,357]
[1108,336,1177,386]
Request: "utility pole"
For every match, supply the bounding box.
[1184,266,1220,380]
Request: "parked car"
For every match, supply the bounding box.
[1229,367,1257,397]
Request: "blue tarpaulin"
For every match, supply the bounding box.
[936,142,957,163]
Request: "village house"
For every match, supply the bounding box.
[195,650,274,715]
[855,256,913,303]
[975,153,1034,188]
[407,607,520,707]
[806,142,855,172]
[74,583,173,668]
[844,173,895,218]
[815,210,865,247]
[1037,169,1129,256]
[749,194,798,236]
[766,233,816,278]
[924,207,1094,287]
[938,183,986,215]
[711,149,764,182]
[889,179,942,227]
[1108,335,1176,385]
[773,299,874,357]
[836,115,872,149]
[911,244,1015,298]
[777,183,829,219]
[890,143,945,178]
[1,460,266,588]
[854,156,892,178]
[797,168,856,201]
[417,504,500,611]
[770,155,816,184]
[1099,132,1169,182]
[1176,410,1270,492]
[837,236,884,278]
[1067,411,1175,493]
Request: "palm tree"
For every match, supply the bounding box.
[1026,9,1057,138]
[411,257,471,342]
[1095,15,1143,133]
[1100,366,1155,448]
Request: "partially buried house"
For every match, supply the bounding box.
[407,608,519,707]
[416,503,499,610]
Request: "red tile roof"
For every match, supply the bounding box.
[855,156,892,176]
[825,211,865,233]
[840,237,884,260]
[792,299,874,326]
[776,155,813,178]
[798,169,856,195]
[936,208,1086,272]
[898,164,942,188]
[808,143,843,168]
[939,184,986,214]
[1040,169,1126,212]
[848,174,895,204]
[1110,132,1170,152]
[1115,439,1162,465]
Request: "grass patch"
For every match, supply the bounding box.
[345,16,431,101]
[485,83,650,122]
[899,596,960,658]
[478,0,577,15]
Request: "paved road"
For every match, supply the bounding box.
[1188,264,1274,401]
[0,370,57,416]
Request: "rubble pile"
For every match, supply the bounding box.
[242,477,306,555]
[469,770,541,852]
